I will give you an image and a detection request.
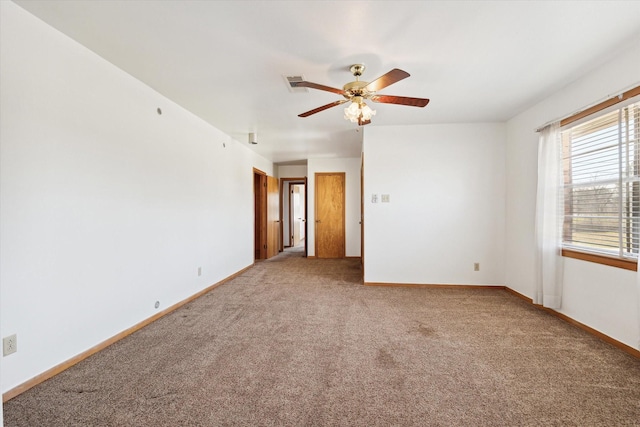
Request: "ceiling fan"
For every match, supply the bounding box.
[292,64,429,126]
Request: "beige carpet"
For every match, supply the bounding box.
[4,247,640,426]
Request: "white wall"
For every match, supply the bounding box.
[278,165,307,179]
[363,124,506,285]
[307,158,361,257]
[505,37,640,349]
[0,1,273,395]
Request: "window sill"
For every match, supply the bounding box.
[562,249,638,271]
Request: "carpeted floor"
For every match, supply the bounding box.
[4,247,640,426]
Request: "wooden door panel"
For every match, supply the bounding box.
[254,170,267,260]
[266,175,279,258]
[315,173,345,258]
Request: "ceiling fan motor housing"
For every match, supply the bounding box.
[343,80,369,100]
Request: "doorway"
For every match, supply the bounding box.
[291,184,305,247]
[279,177,307,257]
[315,172,345,258]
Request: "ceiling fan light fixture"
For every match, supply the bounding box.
[344,100,376,123]
[361,104,376,120]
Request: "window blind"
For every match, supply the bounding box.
[562,100,640,258]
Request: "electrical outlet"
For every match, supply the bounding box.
[3,334,17,356]
[198,267,202,276]
[371,194,378,203]
[474,263,480,271]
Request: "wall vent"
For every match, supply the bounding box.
[285,75,308,93]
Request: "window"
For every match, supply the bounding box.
[562,100,640,261]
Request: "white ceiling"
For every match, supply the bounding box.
[13,0,640,164]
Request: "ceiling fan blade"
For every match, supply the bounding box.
[291,81,346,95]
[364,69,410,92]
[298,100,348,117]
[370,95,430,107]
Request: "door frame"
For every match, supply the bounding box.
[361,153,364,270]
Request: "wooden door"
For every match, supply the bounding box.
[254,170,267,260]
[315,173,345,258]
[266,175,280,258]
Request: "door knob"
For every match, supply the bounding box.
[316,220,321,223]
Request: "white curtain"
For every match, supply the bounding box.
[534,122,564,308]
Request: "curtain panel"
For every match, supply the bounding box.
[534,122,564,308]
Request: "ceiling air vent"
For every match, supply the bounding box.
[285,75,308,93]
